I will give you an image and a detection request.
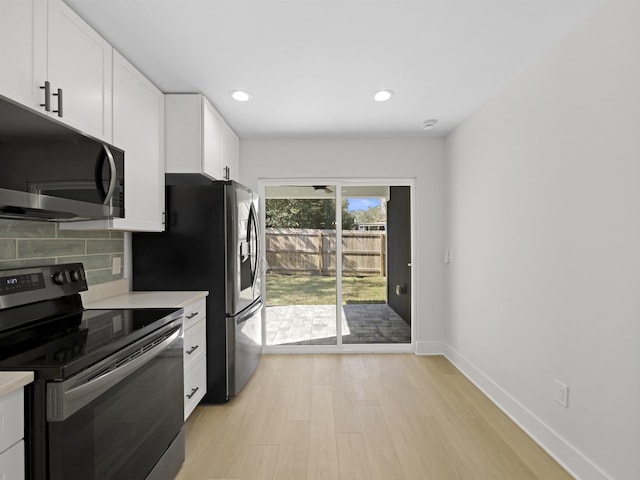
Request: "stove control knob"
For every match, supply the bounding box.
[52,271,67,285]
[70,270,83,282]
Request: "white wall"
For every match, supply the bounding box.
[240,138,446,348]
[445,1,640,479]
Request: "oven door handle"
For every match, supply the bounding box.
[46,325,182,422]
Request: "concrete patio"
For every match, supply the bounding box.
[265,303,411,346]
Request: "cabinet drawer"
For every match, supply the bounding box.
[0,440,24,480]
[184,358,206,420]
[0,389,23,454]
[183,318,206,371]
[183,298,206,329]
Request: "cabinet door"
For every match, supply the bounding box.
[0,441,25,480]
[110,51,165,231]
[222,121,240,181]
[0,0,46,109]
[165,94,203,174]
[0,390,23,454]
[202,98,223,179]
[47,0,112,141]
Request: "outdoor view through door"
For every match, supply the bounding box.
[264,184,412,348]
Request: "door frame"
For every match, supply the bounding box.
[259,177,416,354]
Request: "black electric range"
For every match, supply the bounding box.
[0,263,185,480]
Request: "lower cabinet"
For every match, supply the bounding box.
[0,389,25,480]
[184,358,207,420]
[182,298,207,420]
[0,442,24,480]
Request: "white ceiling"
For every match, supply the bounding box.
[65,0,605,139]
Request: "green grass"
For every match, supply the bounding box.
[266,274,386,306]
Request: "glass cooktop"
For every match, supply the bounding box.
[0,308,180,380]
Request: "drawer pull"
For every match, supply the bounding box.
[186,387,200,399]
[186,345,199,355]
[186,312,199,319]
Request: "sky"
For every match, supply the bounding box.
[347,198,380,211]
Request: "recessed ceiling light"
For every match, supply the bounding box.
[373,90,394,102]
[422,119,438,130]
[230,90,252,102]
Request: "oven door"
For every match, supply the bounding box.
[44,321,184,480]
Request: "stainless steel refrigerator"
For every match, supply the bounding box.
[132,175,262,403]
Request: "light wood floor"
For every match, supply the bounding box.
[175,354,573,480]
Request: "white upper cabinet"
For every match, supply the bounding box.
[63,52,165,232]
[202,98,224,179]
[166,93,239,181]
[0,0,45,108]
[46,0,112,141]
[0,0,112,142]
[110,52,165,231]
[222,121,240,182]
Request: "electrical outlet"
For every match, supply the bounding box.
[112,256,122,275]
[555,380,569,407]
[444,249,455,264]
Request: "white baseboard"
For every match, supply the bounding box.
[414,340,446,355]
[432,343,614,480]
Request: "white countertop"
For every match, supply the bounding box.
[84,291,208,310]
[0,371,34,397]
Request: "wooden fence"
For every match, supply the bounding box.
[265,228,386,276]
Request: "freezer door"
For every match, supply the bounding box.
[226,183,261,315]
[226,299,262,396]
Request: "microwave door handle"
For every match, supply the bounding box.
[95,150,107,201]
[102,144,117,205]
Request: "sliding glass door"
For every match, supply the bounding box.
[264,185,338,346]
[341,185,411,345]
[262,180,413,351]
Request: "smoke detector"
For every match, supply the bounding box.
[422,119,438,130]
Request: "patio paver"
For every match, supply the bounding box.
[265,303,411,346]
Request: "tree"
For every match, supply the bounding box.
[351,205,385,225]
[266,198,356,230]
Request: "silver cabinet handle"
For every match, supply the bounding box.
[186,345,199,355]
[40,81,51,111]
[102,144,117,206]
[186,312,198,319]
[52,88,63,117]
[186,387,200,399]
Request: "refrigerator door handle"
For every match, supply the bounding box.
[235,300,262,325]
[247,202,260,286]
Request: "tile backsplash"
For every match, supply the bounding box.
[0,219,124,286]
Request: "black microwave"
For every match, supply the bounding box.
[0,95,124,221]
